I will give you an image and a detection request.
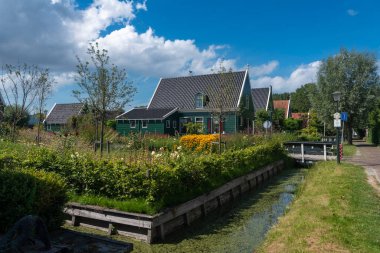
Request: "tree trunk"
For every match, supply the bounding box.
[347,120,353,145]
[100,112,105,157]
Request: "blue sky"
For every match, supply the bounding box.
[0,0,379,112]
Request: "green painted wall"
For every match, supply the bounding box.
[116,119,166,136]
[45,123,63,132]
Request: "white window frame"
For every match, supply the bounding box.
[195,93,204,109]
[142,120,148,128]
[130,120,136,128]
[47,124,52,130]
[195,117,203,124]
[173,120,177,129]
[166,120,171,128]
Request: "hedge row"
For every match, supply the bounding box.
[0,168,67,232]
[0,140,286,211]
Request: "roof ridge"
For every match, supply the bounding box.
[160,70,246,80]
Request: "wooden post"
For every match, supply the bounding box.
[71,215,79,226]
[301,143,304,163]
[323,144,327,161]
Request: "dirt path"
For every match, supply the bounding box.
[345,140,380,194]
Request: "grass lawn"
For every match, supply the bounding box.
[343,144,357,157]
[257,161,380,253]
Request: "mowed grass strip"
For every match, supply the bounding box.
[343,144,357,157]
[257,161,380,253]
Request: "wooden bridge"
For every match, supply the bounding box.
[284,141,337,164]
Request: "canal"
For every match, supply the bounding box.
[130,168,306,253]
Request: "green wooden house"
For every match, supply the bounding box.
[116,70,255,135]
[44,103,84,132]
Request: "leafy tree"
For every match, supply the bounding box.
[284,118,302,132]
[311,49,379,144]
[272,108,285,130]
[3,105,29,127]
[272,93,290,100]
[254,109,270,133]
[291,83,316,113]
[74,43,136,155]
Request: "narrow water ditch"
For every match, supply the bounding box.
[129,168,306,253]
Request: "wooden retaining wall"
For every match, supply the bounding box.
[64,160,284,243]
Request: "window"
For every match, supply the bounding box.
[142,120,148,128]
[195,93,203,109]
[47,124,52,130]
[173,120,177,128]
[130,120,136,128]
[166,120,170,128]
[195,117,203,124]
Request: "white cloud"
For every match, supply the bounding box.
[95,25,236,77]
[250,60,279,77]
[0,0,237,84]
[67,0,135,47]
[136,0,147,11]
[251,61,321,93]
[347,9,358,16]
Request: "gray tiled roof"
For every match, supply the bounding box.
[148,71,247,110]
[251,88,270,111]
[117,108,177,120]
[44,103,83,124]
[0,91,4,107]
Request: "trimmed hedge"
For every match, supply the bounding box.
[0,140,285,212]
[0,168,67,232]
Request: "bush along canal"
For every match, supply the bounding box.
[67,167,306,253]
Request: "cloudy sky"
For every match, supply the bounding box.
[0,0,379,110]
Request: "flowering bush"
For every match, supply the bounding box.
[180,134,218,152]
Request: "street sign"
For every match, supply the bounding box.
[341,112,348,122]
[334,112,341,119]
[263,120,272,129]
[334,119,341,127]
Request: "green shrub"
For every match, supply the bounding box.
[0,168,67,232]
[0,138,286,213]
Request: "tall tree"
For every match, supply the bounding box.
[291,83,316,113]
[311,49,379,144]
[74,43,136,155]
[0,64,43,140]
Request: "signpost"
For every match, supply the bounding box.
[334,112,341,164]
[263,120,272,136]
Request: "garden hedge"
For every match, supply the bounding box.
[0,140,286,212]
[0,168,67,232]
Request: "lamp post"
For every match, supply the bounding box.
[332,91,341,164]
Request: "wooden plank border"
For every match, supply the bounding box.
[64,160,284,243]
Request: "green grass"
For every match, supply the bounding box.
[343,144,357,157]
[257,161,380,253]
[69,194,157,215]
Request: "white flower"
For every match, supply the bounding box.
[70,154,75,158]
[177,146,182,151]
[151,151,156,156]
